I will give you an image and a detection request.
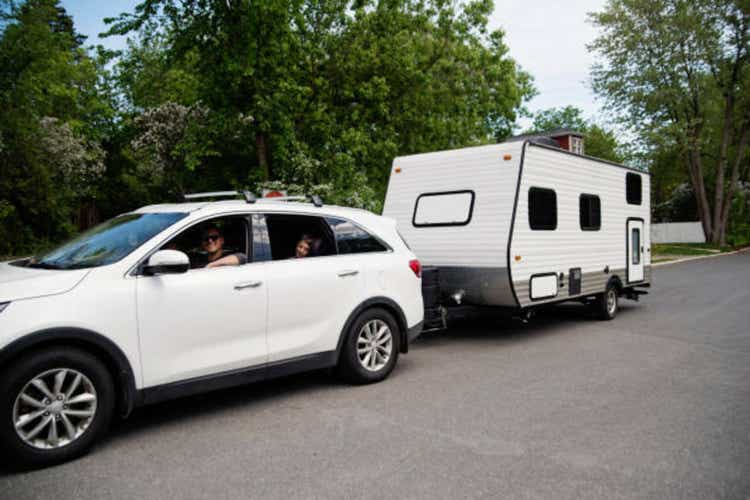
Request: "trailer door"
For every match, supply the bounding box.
[627,219,644,282]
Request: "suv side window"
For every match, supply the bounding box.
[265,213,337,260]
[327,217,388,254]
[160,215,250,269]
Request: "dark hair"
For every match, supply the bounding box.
[202,224,222,238]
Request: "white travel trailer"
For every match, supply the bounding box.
[383,139,651,324]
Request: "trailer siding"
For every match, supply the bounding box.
[383,143,522,269]
[510,143,651,307]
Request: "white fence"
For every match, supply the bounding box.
[651,222,706,244]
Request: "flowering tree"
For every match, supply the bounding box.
[130,102,214,195]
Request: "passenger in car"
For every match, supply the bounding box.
[294,236,312,258]
[200,225,247,268]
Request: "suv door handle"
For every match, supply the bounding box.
[337,270,359,277]
[234,281,263,290]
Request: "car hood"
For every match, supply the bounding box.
[0,260,90,303]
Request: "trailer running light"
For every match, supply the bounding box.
[503,154,512,161]
[409,259,421,278]
[514,255,522,262]
[395,167,402,173]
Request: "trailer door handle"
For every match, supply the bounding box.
[234,281,263,290]
[337,270,359,277]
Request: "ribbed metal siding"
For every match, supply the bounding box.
[510,144,651,307]
[382,143,523,268]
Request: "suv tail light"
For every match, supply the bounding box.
[409,259,421,278]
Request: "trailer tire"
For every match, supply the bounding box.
[594,282,618,320]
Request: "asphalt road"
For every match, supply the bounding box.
[2,252,749,500]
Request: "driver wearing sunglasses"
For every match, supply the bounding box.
[199,225,247,269]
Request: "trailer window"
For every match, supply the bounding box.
[626,173,642,205]
[632,228,641,264]
[413,190,475,227]
[579,194,601,231]
[528,187,557,230]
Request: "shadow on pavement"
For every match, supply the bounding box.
[0,300,642,476]
[415,301,639,347]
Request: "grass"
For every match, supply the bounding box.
[653,244,720,256]
[651,242,739,263]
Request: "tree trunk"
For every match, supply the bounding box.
[256,132,270,181]
[76,200,99,231]
[686,135,713,241]
[719,125,749,245]
[711,94,736,243]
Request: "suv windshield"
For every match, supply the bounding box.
[26,212,187,270]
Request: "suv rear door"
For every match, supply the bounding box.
[262,213,366,362]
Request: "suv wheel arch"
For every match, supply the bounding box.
[336,297,410,359]
[0,328,138,418]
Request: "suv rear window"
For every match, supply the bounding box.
[265,214,336,259]
[327,218,388,254]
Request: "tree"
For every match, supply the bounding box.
[0,0,112,254]
[525,106,627,163]
[589,0,750,244]
[130,102,214,196]
[105,0,535,206]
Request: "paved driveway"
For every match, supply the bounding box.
[2,252,749,499]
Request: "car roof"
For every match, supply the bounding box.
[132,199,393,231]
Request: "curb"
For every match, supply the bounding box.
[652,247,749,267]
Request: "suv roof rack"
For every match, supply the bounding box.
[261,194,324,207]
[182,191,324,207]
[183,190,257,204]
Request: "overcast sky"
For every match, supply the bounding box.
[489,0,608,128]
[62,0,608,129]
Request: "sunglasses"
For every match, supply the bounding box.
[202,234,221,243]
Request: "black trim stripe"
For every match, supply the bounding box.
[506,141,528,308]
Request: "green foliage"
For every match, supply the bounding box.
[1,0,534,255]
[525,105,628,163]
[105,0,535,202]
[0,0,114,255]
[129,102,216,195]
[588,0,750,244]
[528,106,587,133]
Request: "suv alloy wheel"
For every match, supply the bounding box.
[338,308,401,384]
[0,347,115,467]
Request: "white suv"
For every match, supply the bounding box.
[0,193,423,467]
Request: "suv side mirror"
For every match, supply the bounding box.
[143,250,190,276]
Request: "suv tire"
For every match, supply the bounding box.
[338,308,400,384]
[0,347,115,468]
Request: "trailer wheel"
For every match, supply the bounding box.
[594,282,618,320]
